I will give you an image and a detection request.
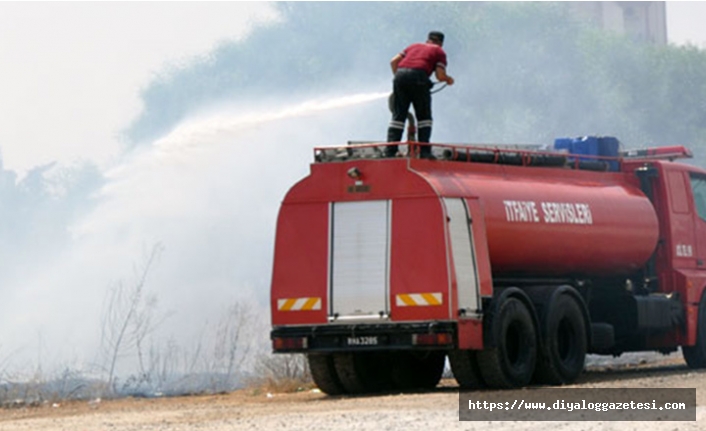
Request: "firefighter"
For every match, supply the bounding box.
[386,31,454,158]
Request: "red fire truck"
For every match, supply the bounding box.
[269,138,706,394]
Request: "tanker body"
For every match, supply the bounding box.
[426,162,659,277]
[270,139,706,393]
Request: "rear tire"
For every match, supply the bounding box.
[390,351,445,390]
[448,349,485,389]
[683,292,706,368]
[333,352,393,394]
[477,297,537,388]
[308,354,346,395]
[534,294,587,385]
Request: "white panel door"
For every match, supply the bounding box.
[331,200,390,320]
[444,198,480,317]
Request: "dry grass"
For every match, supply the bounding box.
[245,353,313,394]
[248,376,315,394]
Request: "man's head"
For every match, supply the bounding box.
[428,31,445,46]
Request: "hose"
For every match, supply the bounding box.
[430,81,447,94]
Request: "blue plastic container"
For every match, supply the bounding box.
[553,136,620,171]
[572,136,600,157]
[554,138,574,154]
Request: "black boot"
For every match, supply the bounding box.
[418,127,433,158]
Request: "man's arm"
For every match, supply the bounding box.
[434,65,454,85]
[390,54,403,74]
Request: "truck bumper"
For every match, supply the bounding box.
[270,321,456,353]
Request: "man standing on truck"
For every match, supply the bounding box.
[386,31,454,158]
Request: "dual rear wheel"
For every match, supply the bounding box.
[308,350,445,395]
[534,293,587,384]
[450,290,588,389]
[476,297,538,388]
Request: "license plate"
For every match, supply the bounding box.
[346,336,378,346]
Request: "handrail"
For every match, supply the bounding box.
[313,141,692,169]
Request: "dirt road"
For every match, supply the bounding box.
[2,356,704,431]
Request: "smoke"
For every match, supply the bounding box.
[0,90,390,380]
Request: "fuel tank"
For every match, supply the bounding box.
[423,164,659,277]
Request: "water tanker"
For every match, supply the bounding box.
[422,161,659,277]
[270,138,706,393]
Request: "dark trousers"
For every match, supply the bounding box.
[386,68,433,156]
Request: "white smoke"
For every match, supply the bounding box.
[0,91,390,379]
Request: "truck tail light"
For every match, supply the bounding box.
[273,337,308,351]
[412,333,453,346]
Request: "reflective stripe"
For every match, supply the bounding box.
[279,298,297,311]
[303,297,320,310]
[398,295,417,306]
[395,293,443,307]
[418,120,433,128]
[389,121,405,129]
[277,297,322,311]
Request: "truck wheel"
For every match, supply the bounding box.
[683,292,706,368]
[333,352,393,394]
[308,354,346,395]
[477,297,537,388]
[534,294,587,384]
[391,351,445,390]
[448,349,485,389]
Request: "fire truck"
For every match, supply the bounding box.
[269,137,706,394]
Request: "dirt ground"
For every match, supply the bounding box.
[1,356,705,431]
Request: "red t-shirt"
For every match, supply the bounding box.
[398,43,447,76]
